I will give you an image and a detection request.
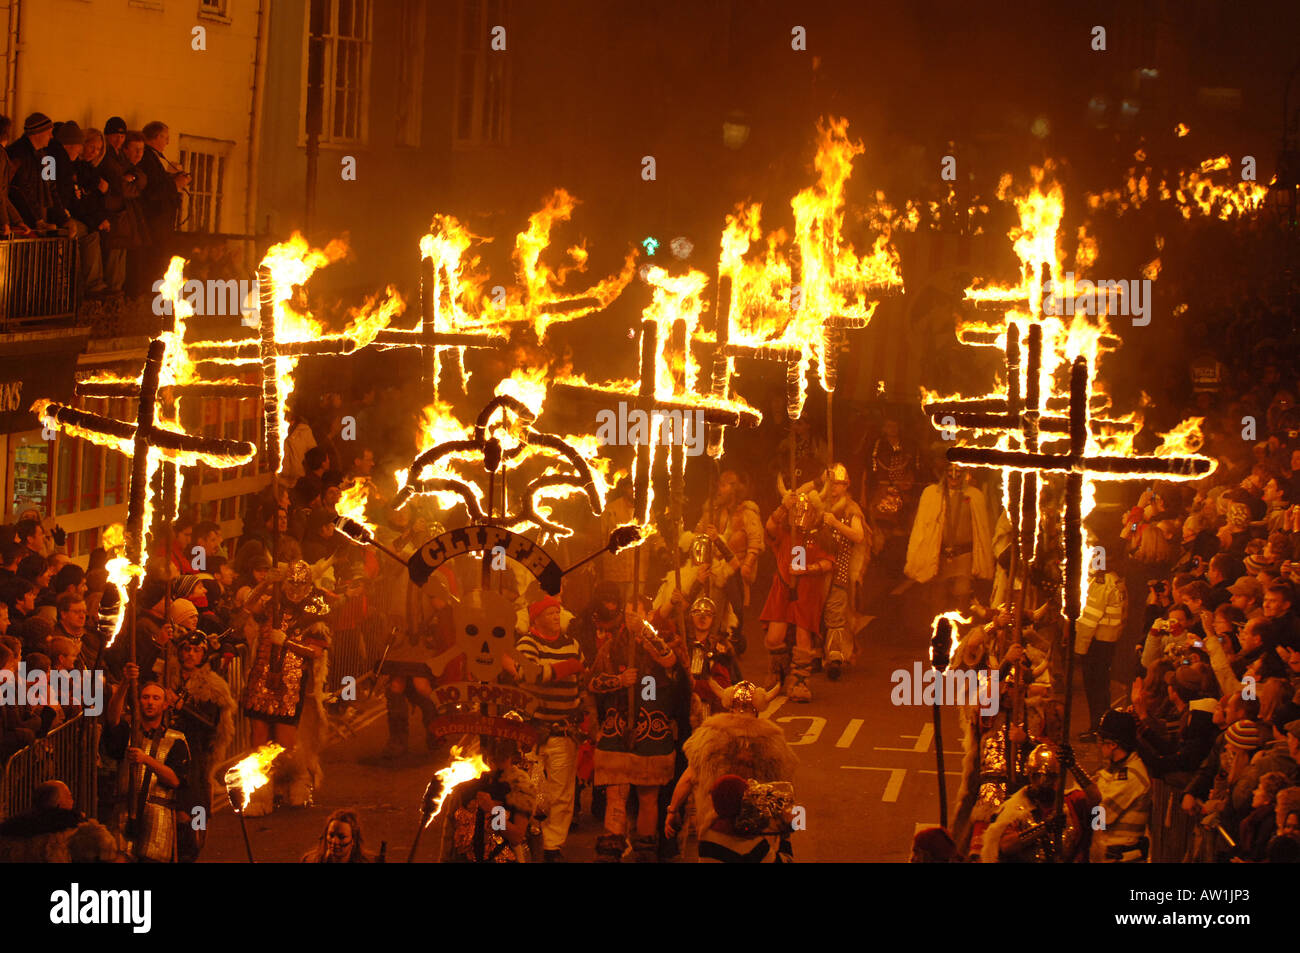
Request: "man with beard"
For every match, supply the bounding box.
[982,743,1088,862]
[103,672,190,862]
[240,561,331,815]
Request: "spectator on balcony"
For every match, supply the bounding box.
[118,131,153,296]
[139,121,190,281]
[75,128,124,297]
[48,122,108,297]
[6,112,60,233]
[103,117,127,166]
[0,116,32,237]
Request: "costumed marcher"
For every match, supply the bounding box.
[300,808,378,863]
[667,681,799,862]
[814,463,869,679]
[381,552,457,757]
[169,628,235,862]
[588,601,682,862]
[240,560,331,816]
[680,595,742,715]
[761,492,832,703]
[949,625,1038,860]
[653,532,740,643]
[513,594,585,862]
[438,737,538,863]
[981,743,1088,863]
[103,671,190,862]
[904,461,994,624]
[695,470,763,651]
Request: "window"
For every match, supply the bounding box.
[199,0,230,18]
[305,0,373,146]
[394,0,426,147]
[179,137,233,234]
[453,0,511,147]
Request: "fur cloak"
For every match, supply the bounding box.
[682,713,798,831]
[0,810,120,863]
[244,621,330,792]
[904,482,994,584]
[181,665,237,797]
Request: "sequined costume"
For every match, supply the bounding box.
[438,765,538,863]
[589,620,682,786]
[242,587,331,725]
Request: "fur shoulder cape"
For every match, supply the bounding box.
[682,713,798,831]
[183,666,237,779]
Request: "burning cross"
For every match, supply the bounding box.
[35,337,256,587]
[368,252,507,403]
[706,119,904,468]
[183,239,399,474]
[933,354,1213,744]
[551,268,761,527]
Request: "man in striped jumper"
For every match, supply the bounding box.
[515,595,586,862]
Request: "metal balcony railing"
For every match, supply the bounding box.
[0,235,81,331]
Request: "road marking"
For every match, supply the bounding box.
[874,721,964,755]
[917,769,964,776]
[776,715,825,746]
[840,766,906,802]
[875,721,933,753]
[760,695,787,720]
[835,718,864,748]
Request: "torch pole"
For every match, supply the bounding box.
[236,808,256,863]
[933,696,948,829]
[1054,358,1089,858]
[671,319,689,641]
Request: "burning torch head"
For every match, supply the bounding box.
[284,560,313,604]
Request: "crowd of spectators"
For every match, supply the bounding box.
[1,111,190,300]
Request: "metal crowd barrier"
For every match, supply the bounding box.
[0,234,81,328]
[1148,777,1197,862]
[0,713,100,822]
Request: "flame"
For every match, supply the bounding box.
[223,743,285,811]
[930,611,972,669]
[718,118,902,416]
[341,284,405,349]
[1087,156,1267,221]
[336,478,376,534]
[425,744,491,824]
[1175,122,1189,137]
[511,189,637,339]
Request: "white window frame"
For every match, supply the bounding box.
[394,0,427,148]
[178,135,234,234]
[299,0,373,149]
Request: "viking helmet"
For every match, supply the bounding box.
[721,680,771,717]
[690,596,717,617]
[791,493,820,533]
[284,560,313,603]
[690,535,714,566]
[829,462,849,484]
[1026,743,1061,780]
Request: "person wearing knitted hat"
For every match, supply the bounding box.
[513,593,584,862]
[5,113,60,232]
[0,115,32,237]
[103,116,128,163]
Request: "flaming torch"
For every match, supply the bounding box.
[928,611,970,828]
[406,744,491,862]
[222,743,284,862]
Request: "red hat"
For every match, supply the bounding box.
[711,774,748,820]
[912,827,957,862]
[528,595,562,622]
